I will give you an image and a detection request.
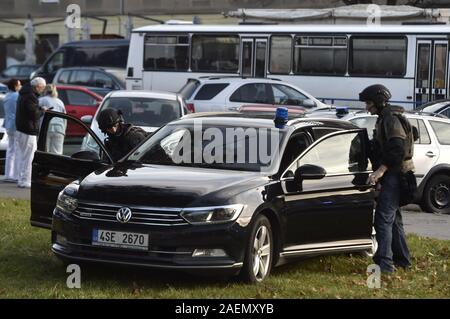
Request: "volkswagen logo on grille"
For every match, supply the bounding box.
[116,207,132,223]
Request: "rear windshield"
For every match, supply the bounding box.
[178,79,200,99]
[98,96,181,127]
[194,83,229,100]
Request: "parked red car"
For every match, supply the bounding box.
[55,85,103,137]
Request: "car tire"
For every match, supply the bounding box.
[239,215,273,283]
[422,174,450,214]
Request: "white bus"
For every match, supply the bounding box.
[126,24,450,110]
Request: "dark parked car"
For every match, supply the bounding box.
[31,39,129,82]
[31,111,375,282]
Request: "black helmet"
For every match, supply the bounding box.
[359,84,392,105]
[98,108,123,133]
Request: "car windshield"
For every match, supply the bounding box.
[99,96,181,127]
[127,122,286,172]
[419,101,450,113]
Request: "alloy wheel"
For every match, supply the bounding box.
[252,225,271,282]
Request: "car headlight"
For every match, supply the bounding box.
[180,204,244,225]
[56,182,79,215]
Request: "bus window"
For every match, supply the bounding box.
[191,35,239,73]
[350,37,407,77]
[144,35,189,71]
[293,36,347,75]
[270,36,292,74]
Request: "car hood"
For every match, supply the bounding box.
[77,163,268,207]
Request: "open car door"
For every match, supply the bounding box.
[30,110,113,228]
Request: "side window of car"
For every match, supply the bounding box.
[93,71,114,89]
[230,83,272,103]
[429,120,450,145]
[409,119,430,144]
[311,127,340,140]
[58,70,71,84]
[349,117,377,140]
[441,107,450,118]
[284,131,367,177]
[272,84,309,106]
[70,70,93,86]
[279,131,313,174]
[66,90,97,106]
[44,115,104,160]
[194,83,229,100]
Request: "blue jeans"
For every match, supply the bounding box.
[373,171,411,273]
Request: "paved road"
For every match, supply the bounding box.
[1,176,448,241]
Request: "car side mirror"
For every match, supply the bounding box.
[71,150,100,161]
[294,164,326,190]
[81,115,93,124]
[302,99,316,108]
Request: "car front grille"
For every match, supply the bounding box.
[73,201,188,226]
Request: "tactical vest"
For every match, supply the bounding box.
[374,105,415,172]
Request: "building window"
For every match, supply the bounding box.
[144,35,189,71]
[350,37,407,77]
[270,36,292,74]
[293,36,347,76]
[191,35,239,73]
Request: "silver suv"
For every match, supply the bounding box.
[179,76,328,113]
[308,109,450,214]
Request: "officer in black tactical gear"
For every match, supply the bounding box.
[359,84,414,273]
[97,108,149,162]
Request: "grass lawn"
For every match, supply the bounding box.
[0,198,449,298]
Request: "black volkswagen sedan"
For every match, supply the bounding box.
[31,111,375,282]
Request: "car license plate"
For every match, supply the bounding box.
[92,229,149,250]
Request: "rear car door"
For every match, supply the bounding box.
[281,129,374,247]
[31,111,113,228]
[228,83,273,111]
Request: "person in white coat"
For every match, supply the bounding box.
[2,79,21,182]
[39,84,66,155]
[15,77,46,188]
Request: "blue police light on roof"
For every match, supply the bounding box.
[274,107,288,129]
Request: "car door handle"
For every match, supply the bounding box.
[426,151,436,158]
